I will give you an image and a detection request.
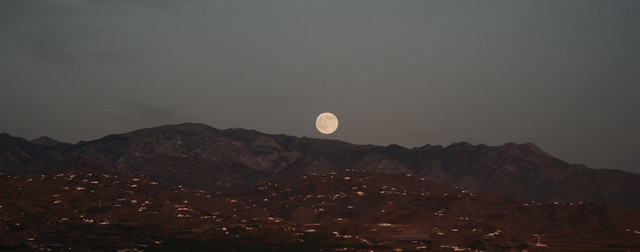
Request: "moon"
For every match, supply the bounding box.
[315,112,338,134]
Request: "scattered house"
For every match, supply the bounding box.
[440,245,471,251]
[533,234,548,247]
[484,230,501,238]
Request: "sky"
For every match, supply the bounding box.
[0,0,638,173]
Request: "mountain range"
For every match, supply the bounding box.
[1,123,637,209]
[1,122,640,251]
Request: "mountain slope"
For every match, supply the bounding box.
[1,123,638,209]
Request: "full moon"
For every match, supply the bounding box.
[315,112,338,134]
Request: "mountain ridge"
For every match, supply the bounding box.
[1,122,638,209]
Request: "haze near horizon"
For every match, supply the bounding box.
[0,0,638,173]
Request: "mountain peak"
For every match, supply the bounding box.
[126,122,217,135]
[446,141,474,148]
[30,136,71,148]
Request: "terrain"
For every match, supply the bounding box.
[1,171,639,251]
[1,123,639,251]
[1,123,638,209]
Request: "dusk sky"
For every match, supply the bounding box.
[1,0,638,173]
